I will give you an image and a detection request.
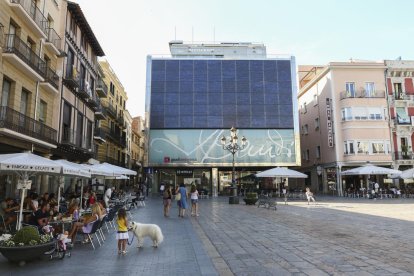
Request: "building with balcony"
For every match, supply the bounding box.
[52,1,105,162]
[0,0,65,196]
[95,60,128,167]
[385,60,414,172]
[146,41,300,196]
[132,116,145,183]
[298,61,392,195]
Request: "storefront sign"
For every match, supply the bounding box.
[176,169,193,176]
[326,98,334,147]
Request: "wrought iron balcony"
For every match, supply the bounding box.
[43,66,59,90]
[63,66,80,90]
[61,126,76,146]
[3,34,46,79]
[94,127,107,140]
[78,79,91,99]
[45,27,62,55]
[86,93,99,110]
[394,151,414,160]
[0,106,57,145]
[117,114,124,126]
[96,79,108,98]
[9,0,48,37]
[94,103,106,120]
[105,102,117,118]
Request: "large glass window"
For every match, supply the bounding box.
[150,59,293,129]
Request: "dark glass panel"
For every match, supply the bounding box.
[194,60,208,82]
[166,60,179,81]
[222,60,236,81]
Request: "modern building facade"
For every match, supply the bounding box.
[298,62,392,195]
[95,60,128,167]
[0,0,65,196]
[146,41,300,195]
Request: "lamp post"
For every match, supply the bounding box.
[221,127,247,204]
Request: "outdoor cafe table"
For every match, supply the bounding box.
[48,218,73,233]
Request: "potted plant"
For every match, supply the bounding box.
[0,226,54,266]
[243,192,258,205]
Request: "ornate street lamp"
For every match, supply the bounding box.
[221,127,247,204]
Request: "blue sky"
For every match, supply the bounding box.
[75,0,414,117]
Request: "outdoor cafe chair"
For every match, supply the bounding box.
[104,208,117,232]
[81,220,102,250]
[97,217,106,242]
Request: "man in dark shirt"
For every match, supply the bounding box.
[30,202,50,228]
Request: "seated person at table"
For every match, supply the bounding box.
[68,203,100,243]
[29,202,51,230]
[48,193,58,206]
[39,192,49,206]
[67,202,80,221]
[49,204,60,219]
[30,193,39,211]
[88,192,96,207]
[0,198,19,229]
[96,201,106,219]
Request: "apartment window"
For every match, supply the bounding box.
[353,107,368,120]
[316,146,321,159]
[396,107,410,124]
[306,149,310,161]
[357,141,369,154]
[372,142,385,154]
[20,89,29,115]
[302,102,307,113]
[314,118,320,130]
[70,16,77,36]
[344,141,355,155]
[1,79,11,107]
[365,82,375,97]
[341,107,352,121]
[346,82,356,97]
[313,94,318,106]
[368,107,382,120]
[394,83,403,100]
[38,100,47,123]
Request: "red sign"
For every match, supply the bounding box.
[164,157,171,163]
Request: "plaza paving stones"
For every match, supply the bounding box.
[1,196,414,275]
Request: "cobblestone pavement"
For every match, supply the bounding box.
[1,196,414,275]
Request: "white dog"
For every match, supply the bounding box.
[128,221,164,248]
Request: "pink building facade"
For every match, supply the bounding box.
[298,62,392,195]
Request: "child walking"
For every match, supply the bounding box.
[190,184,199,216]
[116,208,128,255]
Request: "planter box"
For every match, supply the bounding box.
[0,241,55,263]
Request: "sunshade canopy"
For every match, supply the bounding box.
[341,165,401,176]
[54,160,91,178]
[256,167,308,178]
[90,162,137,176]
[0,152,61,175]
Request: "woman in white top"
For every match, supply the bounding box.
[190,184,199,217]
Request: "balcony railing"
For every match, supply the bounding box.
[105,102,117,118]
[106,156,121,166]
[78,79,91,99]
[96,79,108,98]
[0,106,57,144]
[117,114,124,125]
[94,127,107,139]
[94,103,106,120]
[3,34,46,77]
[10,0,48,36]
[44,66,59,89]
[394,151,414,160]
[61,126,93,152]
[46,27,62,52]
[340,90,385,100]
[63,66,79,89]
